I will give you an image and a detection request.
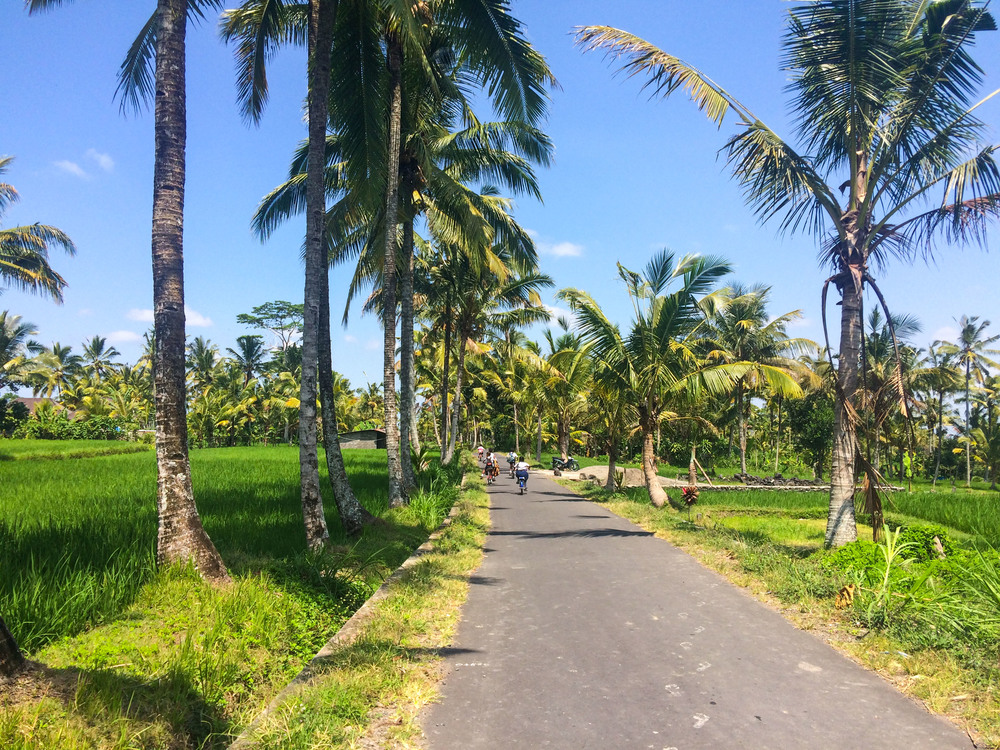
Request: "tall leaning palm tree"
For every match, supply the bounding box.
[942,315,1000,486]
[0,156,75,301]
[28,0,229,579]
[578,0,1000,546]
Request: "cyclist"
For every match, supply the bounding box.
[477,445,485,463]
[506,450,518,477]
[514,457,530,491]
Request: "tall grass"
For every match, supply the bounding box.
[0,438,150,460]
[0,446,403,652]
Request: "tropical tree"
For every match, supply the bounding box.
[81,336,122,382]
[0,311,39,391]
[705,283,811,475]
[223,0,374,539]
[28,0,230,578]
[29,341,82,398]
[919,341,961,485]
[579,1,1000,546]
[942,315,1000,486]
[561,251,747,508]
[0,155,75,301]
[226,334,267,387]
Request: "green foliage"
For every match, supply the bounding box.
[13,411,133,441]
[0,395,29,436]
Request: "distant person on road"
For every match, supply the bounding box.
[506,450,518,475]
[477,445,484,463]
[515,458,530,488]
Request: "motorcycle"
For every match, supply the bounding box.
[551,455,580,471]
[517,474,527,494]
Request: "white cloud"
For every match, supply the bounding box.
[185,307,213,327]
[544,304,577,328]
[344,334,358,344]
[525,228,584,258]
[932,326,960,344]
[54,160,87,179]
[126,306,212,327]
[78,308,93,317]
[364,339,381,351]
[86,149,114,172]
[127,308,155,323]
[106,330,142,344]
[546,241,584,258]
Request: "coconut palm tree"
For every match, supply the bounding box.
[578,0,1000,545]
[942,315,1000,486]
[0,156,75,302]
[28,0,229,579]
[226,334,266,387]
[0,311,39,391]
[704,283,812,475]
[29,342,82,399]
[81,335,122,382]
[561,251,749,508]
[920,341,961,486]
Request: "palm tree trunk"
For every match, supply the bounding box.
[298,0,339,549]
[0,614,25,678]
[558,414,570,459]
[966,364,972,487]
[513,400,520,455]
[382,34,406,507]
[641,416,668,508]
[737,380,747,475]
[825,277,862,548]
[443,324,468,464]
[535,408,542,464]
[933,389,944,487]
[440,295,452,456]
[605,433,618,492]
[398,211,418,491]
[773,396,782,475]
[318,243,374,535]
[152,0,228,581]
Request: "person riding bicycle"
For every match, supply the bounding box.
[514,458,530,488]
[506,450,518,475]
[477,445,484,463]
[482,450,499,482]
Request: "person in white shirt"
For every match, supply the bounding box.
[514,458,530,488]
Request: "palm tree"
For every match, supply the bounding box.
[29,0,229,579]
[561,251,747,508]
[705,283,811,475]
[81,335,121,382]
[29,342,82,399]
[0,156,75,301]
[942,315,1000,486]
[920,341,960,486]
[0,311,39,391]
[579,1,1000,546]
[226,334,266,387]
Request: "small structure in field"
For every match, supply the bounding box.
[339,428,386,450]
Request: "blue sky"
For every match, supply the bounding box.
[3,1,1000,390]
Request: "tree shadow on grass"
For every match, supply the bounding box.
[6,660,233,749]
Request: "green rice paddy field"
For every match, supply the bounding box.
[0,441,407,653]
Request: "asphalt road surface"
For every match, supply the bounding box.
[421,472,973,749]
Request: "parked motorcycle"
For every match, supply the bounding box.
[551,456,580,471]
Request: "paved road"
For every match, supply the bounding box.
[422,473,972,749]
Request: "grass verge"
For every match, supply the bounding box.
[227,480,489,749]
[0,447,475,748]
[0,438,151,461]
[564,480,1000,748]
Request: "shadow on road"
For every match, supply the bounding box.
[488,528,653,539]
